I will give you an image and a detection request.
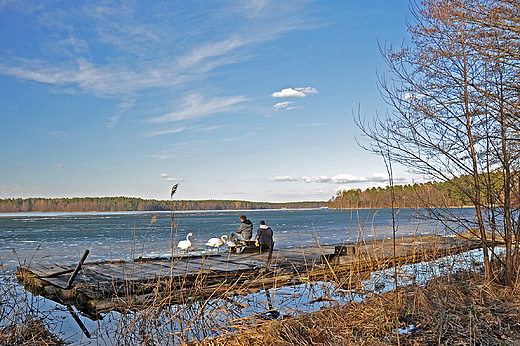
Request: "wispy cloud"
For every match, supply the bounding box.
[271,176,299,182]
[193,125,226,132]
[151,154,176,160]
[0,0,11,12]
[177,35,252,70]
[160,173,184,182]
[0,1,318,127]
[271,101,294,111]
[403,92,425,100]
[271,87,318,98]
[145,126,185,138]
[150,93,249,124]
[270,173,392,185]
[107,98,136,128]
[16,163,27,167]
[221,137,242,142]
[52,164,65,168]
[302,173,388,184]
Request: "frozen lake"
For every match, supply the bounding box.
[0,208,462,272]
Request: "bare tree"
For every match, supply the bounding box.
[357,0,520,284]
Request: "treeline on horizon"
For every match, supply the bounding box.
[3,173,508,212]
[327,178,480,209]
[0,197,327,213]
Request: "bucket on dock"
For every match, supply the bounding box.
[335,245,356,256]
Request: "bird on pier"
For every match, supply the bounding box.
[206,235,229,251]
[177,233,194,251]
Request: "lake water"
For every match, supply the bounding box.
[0,207,477,345]
[0,208,459,273]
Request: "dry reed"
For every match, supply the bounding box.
[194,271,520,346]
[0,270,65,346]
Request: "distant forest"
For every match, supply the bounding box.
[0,197,327,213]
[328,181,473,209]
[2,175,503,212]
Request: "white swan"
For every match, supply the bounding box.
[206,235,229,251]
[177,233,194,251]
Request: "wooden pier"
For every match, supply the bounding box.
[16,235,480,317]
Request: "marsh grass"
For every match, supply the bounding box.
[193,271,520,345]
[0,266,65,346]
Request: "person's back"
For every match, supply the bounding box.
[255,220,273,248]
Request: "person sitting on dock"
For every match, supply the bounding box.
[230,215,253,242]
[255,220,273,251]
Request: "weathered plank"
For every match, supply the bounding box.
[186,257,255,273]
[23,262,76,278]
[92,262,163,281]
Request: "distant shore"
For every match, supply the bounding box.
[0,197,328,213]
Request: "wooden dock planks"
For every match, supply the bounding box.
[16,235,481,316]
[23,262,76,278]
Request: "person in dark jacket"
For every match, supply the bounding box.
[255,220,273,249]
[230,215,253,241]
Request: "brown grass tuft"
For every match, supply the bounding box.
[194,271,520,346]
[0,317,65,346]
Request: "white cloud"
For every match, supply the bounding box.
[335,185,352,193]
[300,173,389,184]
[160,173,184,182]
[370,173,388,181]
[271,176,299,182]
[270,173,388,184]
[221,137,242,142]
[152,154,175,160]
[403,92,425,100]
[193,125,226,132]
[107,99,135,128]
[177,35,251,70]
[271,101,294,111]
[237,0,269,17]
[0,1,318,128]
[16,163,27,167]
[302,175,331,183]
[52,164,65,168]
[271,87,318,98]
[145,126,185,137]
[0,0,18,13]
[150,93,248,124]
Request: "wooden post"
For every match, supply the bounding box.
[266,242,274,272]
[66,249,89,289]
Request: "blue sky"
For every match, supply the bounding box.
[0,0,419,202]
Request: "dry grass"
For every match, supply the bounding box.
[0,275,65,346]
[0,317,65,346]
[194,271,520,346]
